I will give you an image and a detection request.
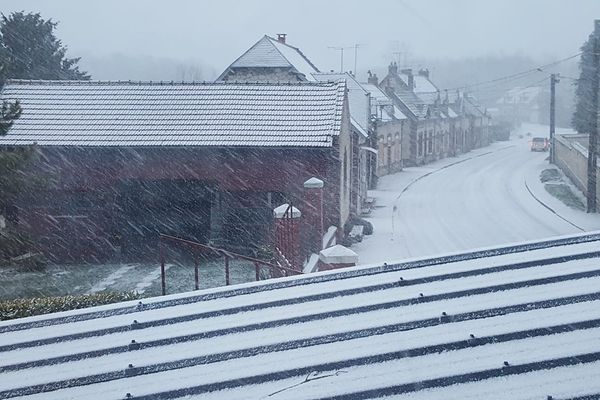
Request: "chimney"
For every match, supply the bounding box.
[418,68,429,79]
[276,33,287,44]
[388,61,398,75]
[401,68,414,90]
[367,70,379,85]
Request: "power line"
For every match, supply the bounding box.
[418,52,582,95]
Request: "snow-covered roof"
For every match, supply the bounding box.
[394,89,428,119]
[0,80,346,148]
[400,73,438,94]
[313,73,370,134]
[361,83,407,121]
[2,232,600,399]
[218,35,320,82]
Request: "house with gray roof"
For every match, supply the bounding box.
[378,62,490,165]
[0,79,352,263]
[216,34,320,83]
[218,35,373,225]
[363,76,407,177]
[313,72,375,213]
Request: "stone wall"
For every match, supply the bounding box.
[554,134,600,206]
[376,120,402,176]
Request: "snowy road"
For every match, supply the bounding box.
[354,124,600,265]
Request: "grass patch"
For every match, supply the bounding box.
[0,291,140,321]
[544,183,585,211]
[540,168,562,183]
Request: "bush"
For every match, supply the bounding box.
[0,291,140,321]
[352,217,374,235]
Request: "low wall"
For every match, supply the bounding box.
[554,134,600,206]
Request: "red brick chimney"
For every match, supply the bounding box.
[277,33,287,44]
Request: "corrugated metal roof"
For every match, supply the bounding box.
[2,232,600,399]
[0,80,346,147]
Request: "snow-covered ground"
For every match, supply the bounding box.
[354,123,600,266]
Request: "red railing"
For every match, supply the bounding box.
[158,233,302,295]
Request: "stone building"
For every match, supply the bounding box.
[362,75,407,176]
[377,62,490,165]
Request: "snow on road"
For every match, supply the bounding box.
[354,124,600,265]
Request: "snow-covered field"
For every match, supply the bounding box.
[354,123,600,266]
[0,259,258,300]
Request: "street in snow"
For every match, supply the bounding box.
[354,123,600,265]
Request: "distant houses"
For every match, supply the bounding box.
[0,34,494,263]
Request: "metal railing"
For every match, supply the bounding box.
[158,233,302,295]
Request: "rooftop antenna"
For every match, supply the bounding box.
[329,46,352,73]
[353,44,366,77]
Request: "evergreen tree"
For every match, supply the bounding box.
[0,98,21,135]
[573,34,597,134]
[0,11,89,83]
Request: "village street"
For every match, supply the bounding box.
[353,123,600,265]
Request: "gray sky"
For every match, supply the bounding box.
[1,0,598,80]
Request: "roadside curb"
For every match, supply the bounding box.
[523,179,585,232]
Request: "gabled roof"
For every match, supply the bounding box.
[218,35,320,82]
[464,94,488,118]
[400,73,439,94]
[2,232,600,399]
[361,82,407,121]
[393,89,428,119]
[313,73,371,135]
[0,79,346,148]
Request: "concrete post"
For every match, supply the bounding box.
[303,177,324,254]
[318,244,358,271]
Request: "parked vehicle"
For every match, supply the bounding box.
[531,137,549,152]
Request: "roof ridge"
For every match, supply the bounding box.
[3,79,342,87]
[265,35,321,74]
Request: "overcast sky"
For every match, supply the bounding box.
[1,0,598,80]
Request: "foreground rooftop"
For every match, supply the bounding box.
[1,232,600,399]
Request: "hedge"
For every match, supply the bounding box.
[0,291,140,321]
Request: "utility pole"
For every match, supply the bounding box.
[549,73,559,164]
[587,20,600,213]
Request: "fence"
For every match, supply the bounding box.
[158,233,302,295]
